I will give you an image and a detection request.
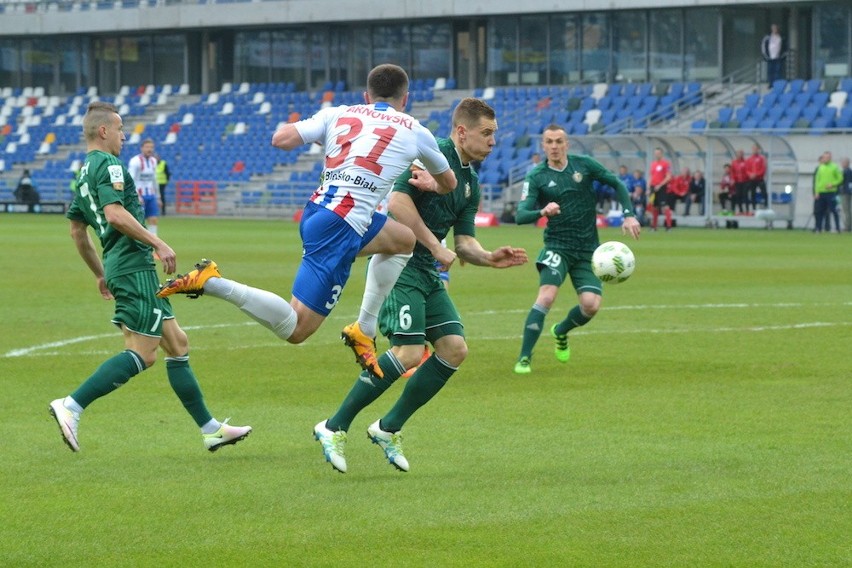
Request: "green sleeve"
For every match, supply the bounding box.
[66,196,85,222]
[454,184,479,237]
[391,167,416,196]
[515,172,543,225]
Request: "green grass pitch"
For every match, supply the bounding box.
[1,214,850,567]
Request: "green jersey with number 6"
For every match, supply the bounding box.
[66,149,155,278]
[516,154,633,252]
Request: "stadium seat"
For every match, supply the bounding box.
[794,92,811,107]
[716,107,733,124]
[828,91,848,110]
[734,107,751,123]
[819,106,837,121]
[811,91,829,108]
[583,109,602,127]
[590,83,608,101]
[787,78,804,94]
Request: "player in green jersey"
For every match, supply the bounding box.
[513,124,641,374]
[313,98,528,473]
[49,101,251,453]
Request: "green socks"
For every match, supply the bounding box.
[70,350,145,408]
[381,354,457,432]
[519,304,548,359]
[326,351,405,432]
[166,355,214,427]
[555,305,592,336]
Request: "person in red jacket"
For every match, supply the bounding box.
[647,147,673,230]
[667,166,691,214]
[730,149,749,215]
[746,144,767,211]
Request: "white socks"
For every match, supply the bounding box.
[64,396,83,415]
[204,277,298,340]
[358,253,412,337]
[200,418,221,434]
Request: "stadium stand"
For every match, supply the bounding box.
[2,75,850,218]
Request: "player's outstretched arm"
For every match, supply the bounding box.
[455,235,528,268]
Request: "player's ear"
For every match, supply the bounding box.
[362,91,370,104]
[401,92,409,109]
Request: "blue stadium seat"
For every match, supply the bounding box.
[787,78,804,94]
[690,119,707,133]
[783,105,802,121]
[760,91,778,107]
[750,106,768,122]
[794,92,811,107]
[801,105,821,123]
[716,107,733,124]
[743,93,760,108]
[811,91,829,107]
[735,107,751,123]
[770,79,787,94]
[804,78,822,93]
[818,106,837,121]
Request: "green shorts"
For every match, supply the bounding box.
[535,247,603,296]
[107,271,175,337]
[379,266,465,346]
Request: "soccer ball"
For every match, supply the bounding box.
[592,241,635,284]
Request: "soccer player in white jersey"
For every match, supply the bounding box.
[157,64,457,379]
[127,138,160,236]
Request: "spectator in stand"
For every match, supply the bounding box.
[746,144,767,210]
[719,163,735,213]
[761,24,787,87]
[617,165,632,194]
[526,153,541,175]
[813,151,843,233]
[839,157,852,232]
[685,170,706,216]
[594,179,616,213]
[647,147,673,231]
[14,169,40,204]
[731,149,749,215]
[630,169,647,224]
[668,166,691,215]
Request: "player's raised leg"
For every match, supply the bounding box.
[343,215,415,379]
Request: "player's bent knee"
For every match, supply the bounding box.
[397,344,427,369]
[436,337,468,367]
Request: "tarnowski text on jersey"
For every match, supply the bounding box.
[324,170,379,192]
[347,105,414,129]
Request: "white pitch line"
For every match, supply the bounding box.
[5,318,850,358]
[3,322,257,358]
